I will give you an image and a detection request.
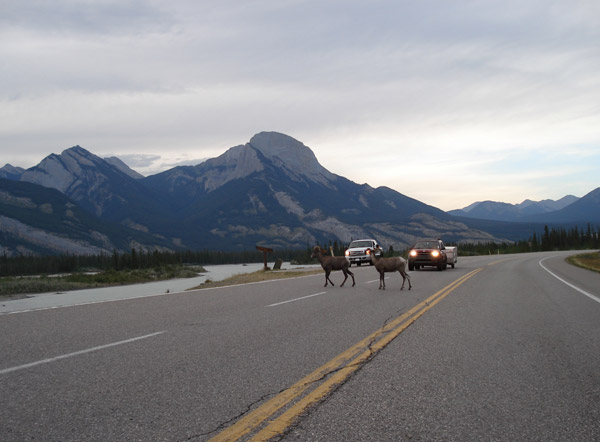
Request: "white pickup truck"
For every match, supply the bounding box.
[344,238,380,266]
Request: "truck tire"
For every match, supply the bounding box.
[357,262,362,266]
[437,262,443,271]
[409,263,414,271]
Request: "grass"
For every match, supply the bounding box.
[566,251,600,273]
[189,268,323,290]
[0,265,205,299]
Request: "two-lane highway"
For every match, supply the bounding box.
[1,251,598,441]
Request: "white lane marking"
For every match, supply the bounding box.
[0,331,166,376]
[539,257,600,304]
[267,292,327,307]
[2,291,183,315]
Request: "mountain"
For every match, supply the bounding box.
[448,195,580,222]
[521,188,600,223]
[519,196,579,214]
[0,179,172,256]
[20,146,170,231]
[0,164,25,180]
[4,131,598,255]
[141,132,502,249]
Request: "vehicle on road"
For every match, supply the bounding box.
[408,238,457,271]
[345,238,380,266]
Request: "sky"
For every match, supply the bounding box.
[1,0,599,211]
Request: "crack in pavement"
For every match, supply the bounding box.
[180,390,278,441]
[191,307,413,441]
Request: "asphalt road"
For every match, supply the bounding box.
[1,251,598,441]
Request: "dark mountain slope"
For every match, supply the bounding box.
[0,179,171,256]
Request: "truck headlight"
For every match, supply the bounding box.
[431,250,440,257]
[345,250,350,256]
[409,250,417,257]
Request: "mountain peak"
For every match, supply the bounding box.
[0,164,25,180]
[21,146,103,193]
[248,131,335,186]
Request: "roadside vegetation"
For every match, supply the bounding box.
[566,251,600,273]
[0,265,204,298]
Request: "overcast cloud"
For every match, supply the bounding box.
[1,0,599,210]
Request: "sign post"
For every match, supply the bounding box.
[255,245,273,270]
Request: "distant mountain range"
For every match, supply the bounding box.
[448,195,580,222]
[1,131,599,256]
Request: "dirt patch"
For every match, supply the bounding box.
[189,268,323,290]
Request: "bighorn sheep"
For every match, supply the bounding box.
[311,246,356,287]
[369,247,412,290]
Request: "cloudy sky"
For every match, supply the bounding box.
[1,0,599,211]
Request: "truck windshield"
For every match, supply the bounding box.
[348,240,372,248]
[414,241,438,248]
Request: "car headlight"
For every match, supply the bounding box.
[409,250,417,257]
[345,250,350,256]
[431,250,440,257]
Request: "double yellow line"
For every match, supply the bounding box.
[210,268,483,442]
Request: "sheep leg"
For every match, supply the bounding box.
[378,271,385,290]
[325,269,334,287]
[340,267,356,287]
[399,269,412,290]
[348,269,356,287]
[340,269,348,287]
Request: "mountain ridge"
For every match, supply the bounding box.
[1,131,598,255]
[449,195,580,221]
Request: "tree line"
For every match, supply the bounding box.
[1,224,598,277]
[454,224,600,255]
[0,248,314,277]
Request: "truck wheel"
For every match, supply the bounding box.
[451,263,455,269]
[415,265,420,270]
[437,262,443,271]
[409,263,414,271]
[357,262,361,266]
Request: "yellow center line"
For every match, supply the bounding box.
[486,257,515,266]
[210,268,483,442]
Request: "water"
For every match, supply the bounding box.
[0,262,320,315]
